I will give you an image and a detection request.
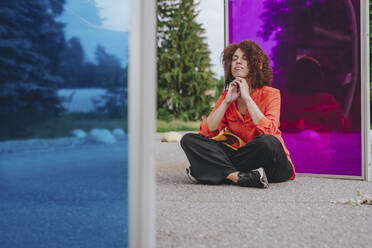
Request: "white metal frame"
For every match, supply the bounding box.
[224,0,229,47]
[361,0,371,181]
[224,0,370,180]
[129,0,156,247]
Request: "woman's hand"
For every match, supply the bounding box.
[224,81,240,105]
[235,77,251,101]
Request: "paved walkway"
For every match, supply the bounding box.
[155,133,372,248]
[0,141,128,248]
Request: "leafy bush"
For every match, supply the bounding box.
[157,108,172,122]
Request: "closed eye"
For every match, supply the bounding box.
[232,55,247,61]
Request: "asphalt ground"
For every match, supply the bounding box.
[155,133,372,248]
[0,141,128,248]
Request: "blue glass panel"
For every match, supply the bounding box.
[0,0,129,246]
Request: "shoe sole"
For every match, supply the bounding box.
[256,168,269,188]
[186,167,198,183]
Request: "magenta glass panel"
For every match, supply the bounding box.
[228,0,361,176]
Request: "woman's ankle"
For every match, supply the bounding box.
[226,171,239,183]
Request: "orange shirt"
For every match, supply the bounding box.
[199,86,295,180]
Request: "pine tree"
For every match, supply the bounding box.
[0,0,66,138]
[92,45,127,119]
[0,0,66,116]
[157,0,215,121]
[59,37,85,88]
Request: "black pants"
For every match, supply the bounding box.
[180,133,293,185]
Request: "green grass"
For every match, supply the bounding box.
[156,119,201,132]
[0,113,127,141]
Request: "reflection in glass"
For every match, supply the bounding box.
[0,0,129,246]
[229,0,361,176]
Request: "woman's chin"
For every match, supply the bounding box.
[232,73,248,78]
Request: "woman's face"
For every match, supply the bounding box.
[231,48,249,79]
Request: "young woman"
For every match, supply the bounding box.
[180,40,295,188]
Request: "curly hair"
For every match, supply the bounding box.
[222,40,273,89]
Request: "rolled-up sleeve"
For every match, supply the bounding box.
[256,89,281,135]
[199,91,227,138]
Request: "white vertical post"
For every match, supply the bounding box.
[224,0,229,47]
[129,0,157,247]
[361,0,371,181]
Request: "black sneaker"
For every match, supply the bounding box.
[185,167,198,183]
[237,168,269,188]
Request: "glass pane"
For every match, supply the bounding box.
[0,0,129,246]
[229,0,361,176]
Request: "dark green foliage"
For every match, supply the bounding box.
[94,45,125,89]
[93,88,127,119]
[0,0,66,118]
[157,0,215,120]
[59,40,128,119]
[157,108,172,122]
[92,45,128,118]
[58,37,86,88]
[214,76,225,101]
[59,39,128,89]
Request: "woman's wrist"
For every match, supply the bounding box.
[222,99,232,106]
[243,95,253,106]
